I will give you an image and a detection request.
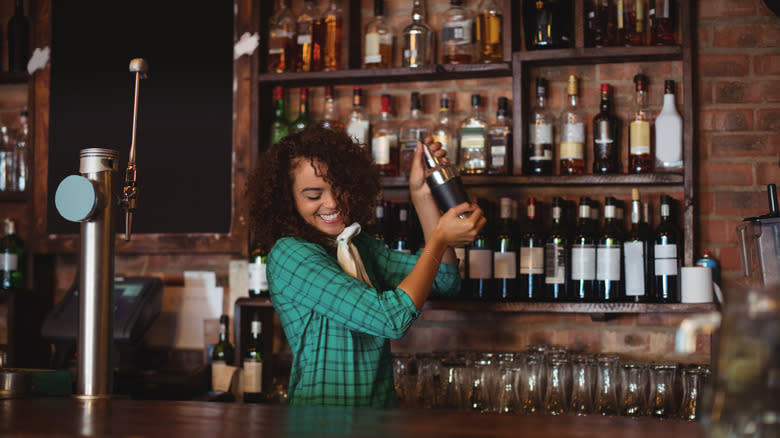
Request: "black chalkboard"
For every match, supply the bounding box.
[48,0,233,235]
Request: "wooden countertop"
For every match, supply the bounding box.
[0,397,705,437]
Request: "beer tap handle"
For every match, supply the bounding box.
[122,58,148,241]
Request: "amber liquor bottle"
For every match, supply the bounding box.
[593,83,620,174]
[441,0,474,64]
[475,0,503,63]
[560,75,586,175]
[619,0,647,46]
[322,0,344,71]
[371,94,399,176]
[629,74,653,173]
[295,0,321,72]
[267,0,297,73]
[650,0,676,45]
[363,0,394,69]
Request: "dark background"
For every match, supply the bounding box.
[48,0,233,234]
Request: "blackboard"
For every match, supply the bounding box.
[48,0,234,235]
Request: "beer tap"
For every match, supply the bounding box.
[121,58,149,241]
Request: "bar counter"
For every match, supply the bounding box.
[0,397,705,437]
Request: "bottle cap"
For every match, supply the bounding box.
[601,83,610,94]
[634,74,648,91]
[664,80,675,93]
[497,96,509,111]
[219,315,229,324]
[605,196,616,206]
[440,93,450,109]
[273,86,284,100]
[380,94,391,113]
[552,196,563,207]
[567,75,578,96]
[579,196,590,205]
[632,188,640,201]
[471,94,481,107]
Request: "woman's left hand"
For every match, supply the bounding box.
[409,136,450,201]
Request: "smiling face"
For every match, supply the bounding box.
[291,158,347,238]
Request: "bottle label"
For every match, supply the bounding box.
[489,135,507,167]
[297,34,312,45]
[461,127,486,150]
[623,241,646,296]
[559,141,584,160]
[654,244,678,275]
[365,32,381,58]
[630,120,651,154]
[442,20,472,45]
[211,361,233,392]
[372,135,395,165]
[347,120,370,145]
[596,245,621,281]
[243,360,263,393]
[468,248,493,279]
[530,123,553,144]
[520,247,544,275]
[571,245,596,280]
[1,253,18,271]
[493,251,517,279]
[563,122,585,143]
[655,111,683,164]
[545,242,566,284]
[248,261,268,292]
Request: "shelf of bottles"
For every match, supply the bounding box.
[381,173,683,188]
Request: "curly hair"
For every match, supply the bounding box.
[247,125,381,254]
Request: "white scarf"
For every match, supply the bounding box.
[336,222,373,287]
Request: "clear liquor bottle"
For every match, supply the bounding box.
[270,86,290,144]
[318,85,345,132]
[402,0,435,68]
[629,74,653,173]
[520,197,545,301]
[653,195,680,303]
[346,87,370,146]
[649,0,676,45]
[593,83,620,174]
[291,88,311,133]
[441,0,474,64]
[399,92,431,177]
[526,78,554,175]
[545,197,570,301]
[596,197,623,302]
[322,0,344,71]
[487,97,512,176]
[560,75,586,175]
[372,94,399,176]
[267,0,297,73]
[618,0,646,46]
[295,0,321,72]
[654,80,683,172]
[475,0,503,63]
[363,0,394,69]
[571,197,596,302]
[432,93,459,163]
[623,188,652,302]
[459,94,488,175]
[494,197,518,301]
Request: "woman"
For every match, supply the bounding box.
[248,126,485,408]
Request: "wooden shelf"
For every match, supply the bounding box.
[381,172,684,188]
[515,45,683,66]
[0,72,29,84]
[0,192,29,202]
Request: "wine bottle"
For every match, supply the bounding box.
[629,74,653,174]
[475,0,503,63]
[267,0,297,73]
[560,75,586,175]
[459,94,488,175]
[242,316,265,403]
[593,83,620,174]
[654,80,683,172]
[8,0,30,73]
[372,95,399,176]
[623,188,652,302]
[212,315,235,366]
[399,92,431,177]
[363,0,394,69]
[248,242,269,298]
[295,0,320,72]
[545,197,570,301]
[487,97,512,175]
[571,197,595,302]
[402,0,434,68]
[526,78,554,175]
[318,85,345,133]
[653,195,680,303]
[441,0,474,64]
[369,198,390,247]
[270,86,290,144]
[1,218,24,291]
[391,202,413,254]
[468,199,494,300]
[596,197,623,302]
[519,197,545,301]
[322,0,344,71]
[494,197,518,301]
[346,87,370,145]
[291,88,311,133]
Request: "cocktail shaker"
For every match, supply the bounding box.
[423,142,469,213]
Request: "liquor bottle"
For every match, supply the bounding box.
[402,0,435,68]
[399,92,431,177]
[270,86,289,145]
[318,85,345,132]
[526,78,554,175]
[242,316,265,403]
[441,0,474,64]
[623,188,652,302]
[587,0,617,47]
[346,87,370,145]
[212,315,235,366]
[524,0,574,50]
[432,93,458,161]
[468,199,494,300]
[1,219,24,291]
[560,75,586,175]
[248,241,269,298]
[372,94,399,176]
[653,195,680,303]
[596,197,623,302]
[369,198,390,246]
[545,197,570,301]
[619,0,646,46]
[0,127,12,192]
[322,0,344,71]
[13,110,29,192]
[475,0,503,63]
[649,0,676,45]
[392,202,416,253]
[295,0,321,72]
[520,197,545,301]
[363,0,394,69]
[629,74,653,174]
[571,197,595,301]
[654,80,683,172]
[267,0,297,73]
[593,83,620,174]
[8,0,30,73]
[487,97,512,175]
[459,94,488,175]
[292,88,311,133]
[494,197,518,301]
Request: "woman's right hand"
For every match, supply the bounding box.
[433,202,486,248]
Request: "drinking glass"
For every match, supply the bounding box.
[680,364,708,421]
[392,353,418,408]
[620,361,648,416]
[544,353,570,415]
[497,366,522,414]
[440,354,472,410]
[416,352,442,409]
[648,363,679,418]
[518,352,543,414]
[569,353,595,416]
[594,354,620,415]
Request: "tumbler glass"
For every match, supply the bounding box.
[680,364,708,421]
[569,353,595,416]
[594,354,620,416]
[518,352,543,414]
[620,362,649,416]
[440,355,472,410]
[416,352,442,409]
[470,352,499,412]
[648,363,679,418]
[392,353,418,408]
[497,366,522,414]
[544,354,570,415]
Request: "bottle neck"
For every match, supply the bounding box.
[275,99,285,117]
[600,94,610,113]
[299,100,309,116]
[536,93,546,109]
[412,0,424,22]
[219,325,229,342]
[635,88,647,109]
[567,93,578,109]
[630,199,641,226]
[662,93,676,109]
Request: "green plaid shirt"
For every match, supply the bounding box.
[267,233,460,408]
